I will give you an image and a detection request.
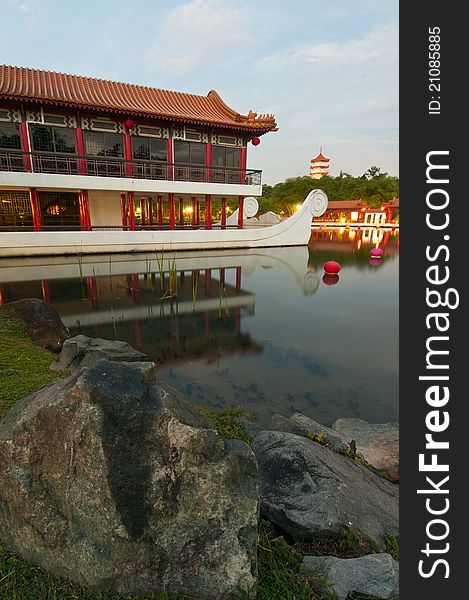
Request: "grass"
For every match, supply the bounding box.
[196,406,256,444]
[0,539,190,600]
[0,312,62,417]
[0,323,396,600]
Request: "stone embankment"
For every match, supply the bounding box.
[0,301,399,599]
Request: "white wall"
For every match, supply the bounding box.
[88,190,122,227]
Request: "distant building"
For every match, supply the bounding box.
[309,147,330,179]
[312,198,399,226]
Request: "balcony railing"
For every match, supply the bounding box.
[0,150,262,186]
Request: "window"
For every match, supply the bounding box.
[30,125,76,154]
[174,141,206,165]
[212,146,240,168]
[212,146,241,183]
[0,191,32,230]
[133,137,167,161]
[84,131,123,157]
[39,192,80,230]
[0,122,22,150]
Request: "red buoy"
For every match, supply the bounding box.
[324,260,341,275]
[323,274,340,286]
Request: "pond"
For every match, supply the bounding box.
[0,227,399,426]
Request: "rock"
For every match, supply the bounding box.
[252,431,398,548]
[301,554,399,600]
[0,360,259,599]
[52,334,147,374]
[235,416,265,440]
[0,298,70,352]
[268,413,349,453]
[258,211,281,225]
[332,418,399,482]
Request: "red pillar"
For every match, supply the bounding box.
[83,190,91,230]
[120,193,127,230]
[240,146,247,184]
[86,277,98,308]
[205,195,212,230]
[78,190,91,231]
[238,196,244,229]
[221,197,227,229]
[0,285,5,305]
[205,269,211,297]
[148,197,153,227]
[41,280,51,303]
[179,198,184,227]
[75,127,87,175]
[29,188,42,231]
[132,273,140,304]
[219,267,225,286]
[196,200,200,226]
[167,139,174,181]
[128,192,136,231]
[157,195,163,227]
[19,122,31,172]
[205,143,212,182]
[140,198,146,227]
[124,133,133,177]
[168,193,175,230]
[235,266,242,292]
[191,197,196,228]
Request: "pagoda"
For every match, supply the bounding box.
[309,147,330,179]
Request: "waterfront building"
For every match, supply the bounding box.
[309,148,330,179]
[312,198,399,226]
[0,65,277,234]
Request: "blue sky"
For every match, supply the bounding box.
[2,0,398,185]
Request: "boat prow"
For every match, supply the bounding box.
[0,190,328,257]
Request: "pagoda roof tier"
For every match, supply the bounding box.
[311,153,330,162]
[0,65,278,134]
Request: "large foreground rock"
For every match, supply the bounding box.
[53,334,147,374]
[301,554,399,600]
[268,413,348,453]
[332,418,399,482]
[252,431,398,548]
[0,297,70,352]
[0,360,258,598]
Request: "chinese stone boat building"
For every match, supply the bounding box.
[0,65,278,233]
[0,66,327,256]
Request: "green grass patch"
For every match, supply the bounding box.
[384,534,400,561]
[0,312,62,417]
[0,539,190,600]
[196,406,255,443]
[253,520,334,600]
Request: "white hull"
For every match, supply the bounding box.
[0,190,328,258]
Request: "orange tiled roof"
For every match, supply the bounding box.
[0,65,277,134]
[311,152,330,162]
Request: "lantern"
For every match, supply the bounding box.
[124,118,135,130]
[251,137,261,146]
[370,248,383,258]
[323,260,341,275]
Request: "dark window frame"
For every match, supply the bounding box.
[0,122,22,150]
[30,124,76,154]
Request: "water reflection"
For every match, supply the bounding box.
[0,228,398,425]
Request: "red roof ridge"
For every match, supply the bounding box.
[0,65,278,133]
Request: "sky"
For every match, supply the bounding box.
[1,0,398,185]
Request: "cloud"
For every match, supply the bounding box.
[258,22,397,69]
[8,0,45,29]
[146,0,247,74]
